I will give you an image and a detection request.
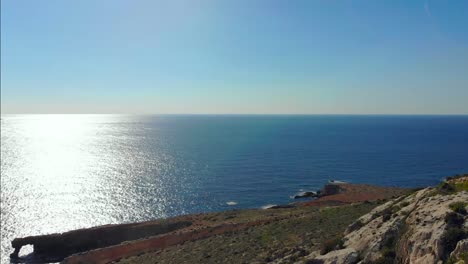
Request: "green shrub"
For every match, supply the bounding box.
[382,234,396,249]
[453,181,468,192]
[375,257,394,264]
[375,248,396,263]
[373,226,402,264]
[381,248,396,258]
[449,202,467,215]
[320,236,344,255]
[441,227,467,260]
[444,255,465,264]
[438,182,456,195]
[445,212,464,228]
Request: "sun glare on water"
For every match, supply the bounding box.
[0,114,176,263]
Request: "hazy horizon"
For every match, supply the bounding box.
[2,113,468,116]
[2,1,468,115]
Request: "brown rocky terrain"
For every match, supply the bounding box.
[303,174,468,264]
[11,176,465,264]
[303,183,407,207]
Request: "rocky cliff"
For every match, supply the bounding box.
[9,175,465,264]
[304,174,468,264]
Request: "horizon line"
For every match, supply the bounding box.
[2,113,468,116]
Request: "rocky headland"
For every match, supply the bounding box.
[299,174,468,264]
[10,174,467,264]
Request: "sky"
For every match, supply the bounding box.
[1,0,468,114]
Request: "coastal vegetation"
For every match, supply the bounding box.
[449,202,467,214]
[118,203,378,264]
[9,174,467,264]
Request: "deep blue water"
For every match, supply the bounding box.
[1,115,468,261]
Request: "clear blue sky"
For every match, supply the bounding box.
[2,0,468,114]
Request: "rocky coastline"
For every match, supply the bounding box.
[300,174,468,264]
[10,174,467,264]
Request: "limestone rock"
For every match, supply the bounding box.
[450,239,468,262]
[307,175,468,264]
[307,248,359,264]
[294,191,319,199]
[397,191,467,264]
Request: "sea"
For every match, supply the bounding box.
[1,114,468,262]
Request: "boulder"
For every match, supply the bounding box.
[263,204,295,209]
[294,191,319,199]
[319,184,342,197]
[306,248,359,264]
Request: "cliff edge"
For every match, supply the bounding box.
[9,175,466,264]
[303,174,468,264]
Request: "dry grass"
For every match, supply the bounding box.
[117,202,380,264]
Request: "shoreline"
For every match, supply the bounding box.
[10,181,410,263]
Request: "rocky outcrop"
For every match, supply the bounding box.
[320,184,343,197]
[293,191,319,199]
[10,220,192,263]
[305,175,468,264]
[303,183,408,207]
[308,248,359,264]
[450,239,468,262]
[395,192,466,263]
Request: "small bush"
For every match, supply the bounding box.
[453,181,468,192]
[381,248,396,258]
[438,182,456,194]
[375,225,401,264]
[375,247,396,263]
[320,236,344,255]
[445,253,468,264]
[449,202,467,215]
[445,212,464,228]
[374,254,395,264]
[382,234,396,249]
[441,227,467,260]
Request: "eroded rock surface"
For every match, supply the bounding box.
[309,248,359,264]
[305,175,468,264]
[10,220,192,263]
[450,238,468,262]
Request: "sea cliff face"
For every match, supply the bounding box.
[304,175,468,264]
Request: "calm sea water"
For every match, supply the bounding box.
[1,114,468,262]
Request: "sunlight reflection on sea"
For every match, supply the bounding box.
[0,115,195,263]
[1,114,467,263]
